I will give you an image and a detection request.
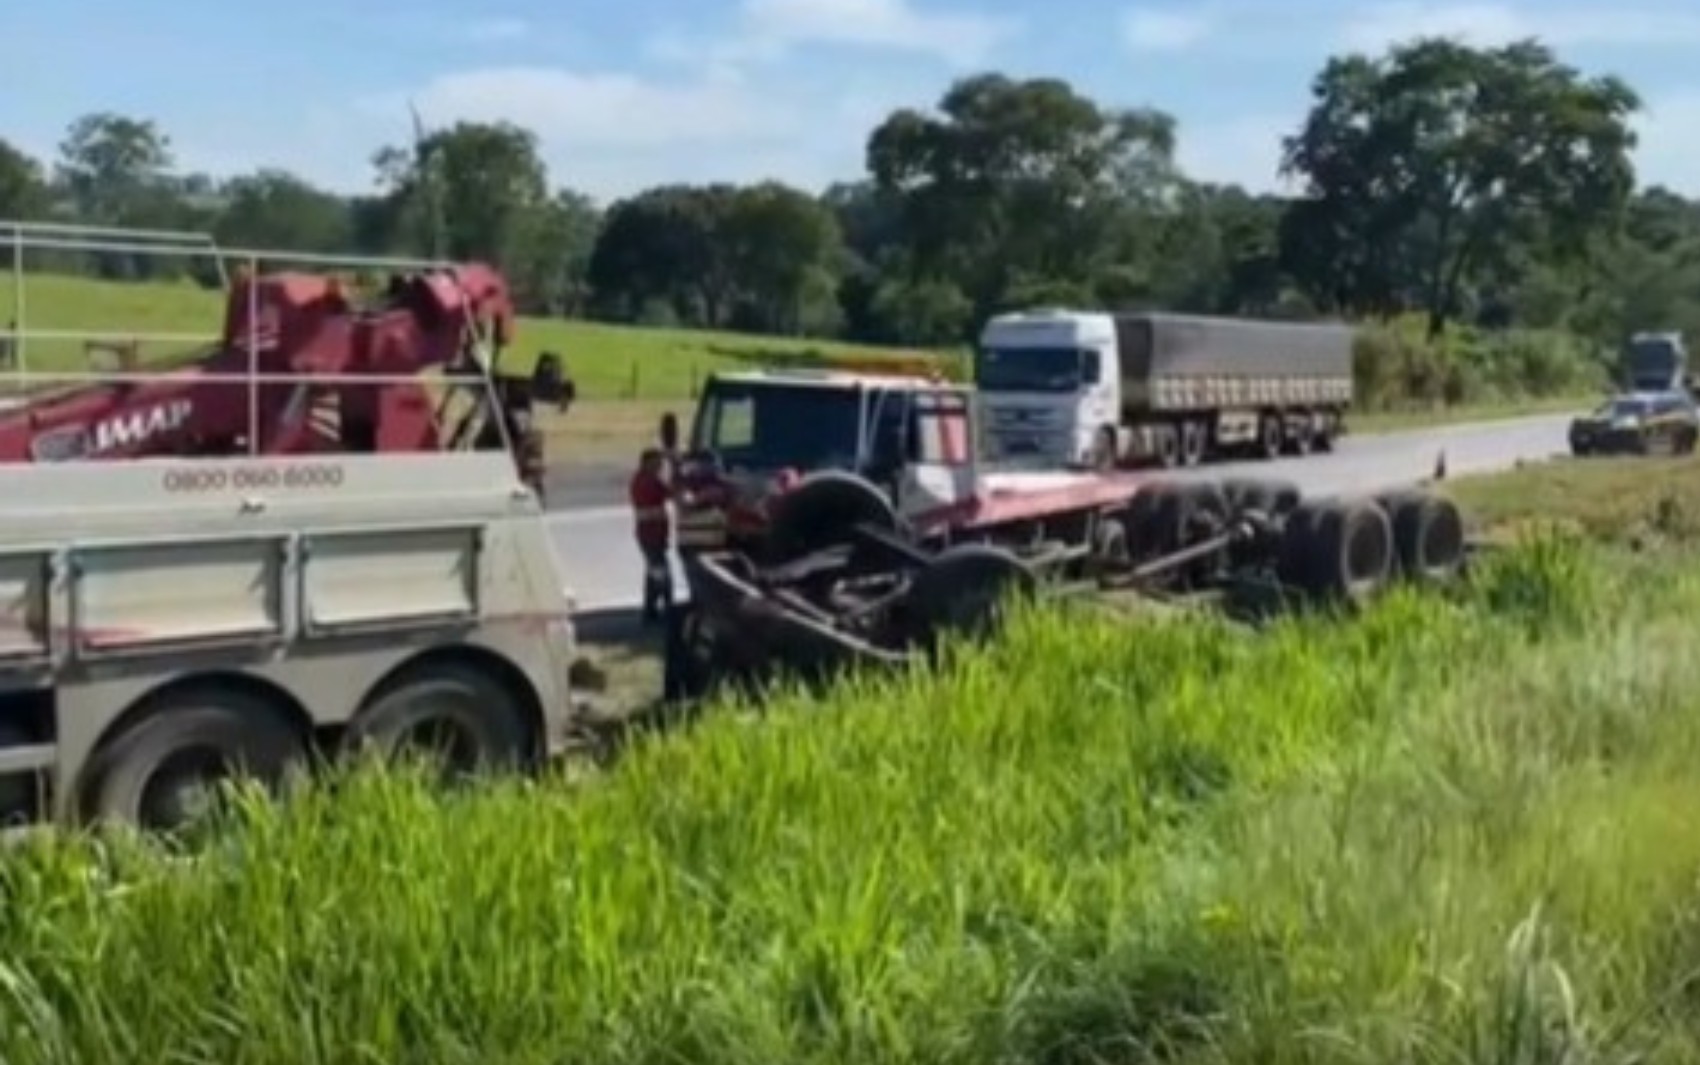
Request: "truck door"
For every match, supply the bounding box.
[895,390,976,520]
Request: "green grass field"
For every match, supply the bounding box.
[4,457,1700,1063]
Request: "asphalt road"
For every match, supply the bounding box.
[546,412,1574,612]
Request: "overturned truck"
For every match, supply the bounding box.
[661,371,1465,699]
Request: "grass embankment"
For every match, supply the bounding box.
[6,457,1700,1062]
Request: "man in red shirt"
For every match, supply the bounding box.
[628,447,673,624]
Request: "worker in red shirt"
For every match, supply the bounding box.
[628,447,673,624]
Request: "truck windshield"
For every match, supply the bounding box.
[691,382,863,472]
[974,347,1087,393]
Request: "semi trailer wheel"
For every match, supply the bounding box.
[764,471,900,565]
[1257,414,1283,460]
[1376,490,1466,584]
[1180,420,1207,467]
[897,544,1037,649]
[343,662,531,780]
[80,686,306,833]
[1282,498,1392,604]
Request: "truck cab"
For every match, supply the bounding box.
[1624,331,1690,394]
[974,310,1119,467]
[675,369,979,545]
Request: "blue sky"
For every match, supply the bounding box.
[5,0,1700,204]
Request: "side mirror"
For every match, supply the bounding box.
[659,411,679,451]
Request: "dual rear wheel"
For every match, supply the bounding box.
[79,661,533,834]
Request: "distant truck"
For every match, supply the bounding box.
[1621,331,1690,393]
[975,309,1355,469]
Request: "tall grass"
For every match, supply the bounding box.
[4,539,1700,1063]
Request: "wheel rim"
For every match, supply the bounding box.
[139,746,233,831]
[394,715,483,778]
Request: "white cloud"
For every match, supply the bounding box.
[1341,2,1700,51]
[1121,9,1215,52]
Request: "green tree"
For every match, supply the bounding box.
[213,170,354,253]
[587,185,739,327]
[509,189,601,315]
[865,73,1179,332]
[1280,37,1640,336]
[0,140,48,221]
[374,121,549,267]
[724,182,844,335]
[56,112,175,223]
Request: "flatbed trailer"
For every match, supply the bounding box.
[662,369,1465,698]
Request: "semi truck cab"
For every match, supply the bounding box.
[975,310,1119,467]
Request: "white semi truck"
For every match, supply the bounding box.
[975,309,1355,469]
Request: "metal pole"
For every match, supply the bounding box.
[246,252,259,456]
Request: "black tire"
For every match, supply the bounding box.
[1276,500,1330,592]
[1257,413,1283,460]
[81,686,306,832]
[1378,490,1465,584]
[1286,419,1314,457]
[1180,420,1207,467]
[1152,424,1181,469]
[1086,513,1131,579]
[1294,498,1393,603]
[343,661,532,779]
[1313,412,1338,454]
[1090,425,1118,470]
[898,544,1037,648]
[764,471,899,564]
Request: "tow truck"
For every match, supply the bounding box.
[0,221,584,832]
[660,365,1468,697]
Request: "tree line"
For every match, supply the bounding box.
[3,34,1699,405]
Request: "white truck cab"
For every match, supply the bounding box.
[975,310,1119,467]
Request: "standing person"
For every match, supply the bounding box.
[628,447,673,624]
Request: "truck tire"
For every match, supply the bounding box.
[1257,414,1283,460]
[764,471,899,564]
[1377,490,1465,584]
[1085,513,1132,579]
[1313,412,1338,453]
[1180,420,1207,467]
[343,661,531,779]
[1287,498,1392,604]
[80,686,306,832]
[1276,501,1331,592]
[1090,425,1118,470]
[1152,424,1181,468]
[1286,417,1314,457]
[899,544,1037,649]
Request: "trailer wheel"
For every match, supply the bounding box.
[343,662,531,779]
[1378,490,1465,584]
[899,544,1037,648]
[1086,513,1132,579]
[1152,425,1181,468]
[81,686,306,833]
[1291,499,1392,604]
[1286,418,1314,457]
[1090,425,1118,470]
[1180,420,1207,467]
[1257,414,1283,460]
[1276,501,1330,592]
[764,471,899,564]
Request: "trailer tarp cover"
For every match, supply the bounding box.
[1113,313,1353,381]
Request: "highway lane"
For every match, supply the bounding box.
[546,412,1574,612]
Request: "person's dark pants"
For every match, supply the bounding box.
[640,542,673,622]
